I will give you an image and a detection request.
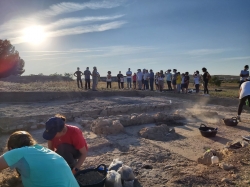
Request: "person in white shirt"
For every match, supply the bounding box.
[136,69,143,90]
[193,70,201,93]
[237,80,250,122]
[106,71,112,89]
[126,68,132,89]
[239,65,249,87]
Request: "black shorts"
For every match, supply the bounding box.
[133,81,136,83]
[172,80,176,85]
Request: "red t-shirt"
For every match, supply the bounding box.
[133,75,136,81]
[51,125,88,151]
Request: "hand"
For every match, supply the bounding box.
[72,168,79,175]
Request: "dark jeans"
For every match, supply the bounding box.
[127,78,132,88]
[238,95,250,115]
[56,143,81,169]
[107,82,111,88]
[144,80,149,90]
[121,82,124,89]
[204,81,209,94]
[167,81,172,90]
[195,84,200,93]
[85,79,90,89]
[118,81,121,89]
[77,78,83,88]
[150,78,154,91]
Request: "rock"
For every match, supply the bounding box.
[100,109,108,116]
[139,124,177,141]
[219,163,234,171]
[240,141,249,147]
[221,178,229,183]
[80,120,91,128]
[197,149,223,165]
[74,117,82,123]
[91,119,124,135]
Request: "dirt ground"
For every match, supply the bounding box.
[0,92,250,187]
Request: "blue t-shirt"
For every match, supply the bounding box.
[165,73,172,81]
[3,145,79,187]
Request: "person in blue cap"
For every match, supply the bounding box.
[43,114,88,174]
[0,131,79,187]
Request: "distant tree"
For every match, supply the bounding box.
[0,39,25,78]
[38,73,44,76]
[210,76,222,87]
[64,72,74,79]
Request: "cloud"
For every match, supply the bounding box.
[220,56,250,61]
[185,49,226,56]
[36,0,124,18]
[47,21,127,38]
[46,15,125,30]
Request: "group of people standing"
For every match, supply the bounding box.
[74,67,100,91]
[112,67,211,95]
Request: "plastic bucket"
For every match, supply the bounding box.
[75,164,107,187]
[199,124,217,137]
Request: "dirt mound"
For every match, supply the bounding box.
[197,149,224,165]
[138,124,177,141]
[91,118,124,135]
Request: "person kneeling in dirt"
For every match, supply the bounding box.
[43,114,88,174]
[237,80,250,122]
[0,131,79,187]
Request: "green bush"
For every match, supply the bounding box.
[210,76,222,87]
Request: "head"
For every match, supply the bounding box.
[108,71,111,74]
[145,70,148,73]
[167,69,171,72]
[134,73,136,75]
[77,67,80,70]
[245,65,249,70]
[173,69,177,73]
[119,71,121,74]
[196,70,199,74]
[177,72,180,75]
[93,66,97,70]
[150,69,152,72]
[128,68,130,71]
[86,67,89,70]
[43,114,66,140]
[7,131,37,151]
[185,72,189,75]
[202,67,207,72]
[160,70,163,74]
[182,73,185,76]
[138,69,141,72]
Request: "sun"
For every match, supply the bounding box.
[22,25,46,45]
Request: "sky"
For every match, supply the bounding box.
[0,0,249,76]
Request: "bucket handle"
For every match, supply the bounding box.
[200,124,207,128]
[231,117,237,120]
[96,164,107,175]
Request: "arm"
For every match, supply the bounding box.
[74,147,87,169]
[74,72,77,77]
[0,155,9,171]
[239,87,242,98]
[47,140,54,151]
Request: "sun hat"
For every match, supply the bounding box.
[43,117,65,140]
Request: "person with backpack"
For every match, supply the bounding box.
[202,67,211,95]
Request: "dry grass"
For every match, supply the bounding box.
[0,80,239,98]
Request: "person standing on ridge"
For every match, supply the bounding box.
[172,69,177,91]
[239,65,249,87]
[202,67,211,95]
[117,71,123,89]
[83,67,91,90]
[74,67,83,88]
[165,69,172,91]
[149,69,154,91]
[92,66,98,91]
[126,68,132,89]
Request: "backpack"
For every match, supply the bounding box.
[207,73,211,80]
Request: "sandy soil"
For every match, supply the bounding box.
[0,93,250,187]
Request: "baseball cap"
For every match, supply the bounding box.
[43,117,65,140]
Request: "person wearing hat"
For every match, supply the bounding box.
[239,65,249,87]
[43,114,88,174]
[165,69,172,91]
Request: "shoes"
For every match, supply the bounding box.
[237,116,241,122]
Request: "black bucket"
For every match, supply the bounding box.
[199,124,217,137]
[75,164,107,187]
[222,117,238,126]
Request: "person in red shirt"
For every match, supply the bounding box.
[132,73,137,89]
[43,114,88,174]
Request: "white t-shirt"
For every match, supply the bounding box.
[240,70,249,81]
[137,72,143,81]
[181,77,185,84]
[144,72,150,80]
[126,71,132,79]
[240,81,250,99]
[194,76,200,85]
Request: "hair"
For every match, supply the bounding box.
[202,67,207,72]
[55,114,66,122]
[196,70,199,74]
[108,71,111,74]
[7,131,37,151]
[245,65,249,69]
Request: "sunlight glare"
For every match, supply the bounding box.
[22,25,46,44]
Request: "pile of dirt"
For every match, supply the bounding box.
[91,118,124,135]
[197,149,225,165]
[138,124,177,141]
